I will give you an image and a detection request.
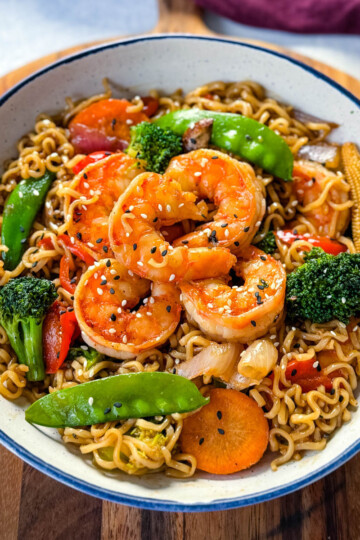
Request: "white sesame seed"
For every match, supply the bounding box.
[224,229,229,237]
[342,297,346,304]
[274,342,279,347]
[117,307,122,313]
[128,270,134,277]
[88,397,94,406]
[179,203,184,208]
[88,242,94,247]
[136,313,142,318]
[149,297,155,304]
[146,312,152,316]
[19,192,23,198]
[129,205,134,211]
[137,261,144,267]
[82,205,87,210]
[140,213,148,219]
[208,303,214,308]
[122,335,128,343]
[110,269,117,275]
[218,307,224,313]
[270,334,277,339]
[80,345,88,350]
[126,233,130,237]
[175,358,180,364]
[194,171,201,177]
[109,328,116,334]
[122,300,127,306]
[169,274,175,282]
[313,361,319,368]
[80,196,87,200]
[90,189,95,196]
[158,204,163,211]
[166,204,171,212]
[83,182,89,188]
[33,189,40,196]
[126,119,133,125]
[84,279,88,286]
[353,326,359,332]
[256,221,261,227]
[70,236,75,244]
[77,369,83,376]
[97,288,103,295]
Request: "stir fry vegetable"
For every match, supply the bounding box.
[342,142,360,252]
[1,170,56,270]
[43,301,80,374]
[286,248,360,324]
[155,109,293,180]
[285,358,342,392]
[276,230,346,255]
[180,388,269,474]
[0,277,57,381]
[25,372,209,427]
[72,150,112,174]
[67,346,104,370]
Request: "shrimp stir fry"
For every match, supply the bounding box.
[65,153,142,258]
[74,259,181,358]
[109,171,236,283]
[180,246,286,342]
[167,149,265,251]
[293,160,351,236]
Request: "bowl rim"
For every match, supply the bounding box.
[1,33,360,512]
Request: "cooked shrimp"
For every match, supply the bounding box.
[167,149,265,251]
[109,171,236,283]
[65,153,142,259]
[180,246,286,342]
[293,160,351,236]
[74,259,181,359]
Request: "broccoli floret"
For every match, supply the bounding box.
[286,248,360,324]
[255,231,277,254]
[126,122,183,174]
[0,277,57,381]
[67,346,104,370]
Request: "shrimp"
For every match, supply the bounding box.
[293,160,351,236]
[66,153,143,259]
[167,149,265,251]
[180,246,286,343]
[108,171,236,283]
[74,259,181,359]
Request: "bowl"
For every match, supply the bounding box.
[1,34,360,512]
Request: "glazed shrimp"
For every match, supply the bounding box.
[109,172,236,283]
[180,246,286,343]
[293,160,351,236]
[167,149,265,251]
[65,153,142,258]
[74,259,181,359]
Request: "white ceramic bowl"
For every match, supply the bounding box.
[1,35,360,512]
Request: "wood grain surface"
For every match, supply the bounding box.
[1,1,360,539]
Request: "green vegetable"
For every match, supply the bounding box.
[25,372,209,427]
[0,277,57,381]
[255,231,277,254]
[2,170,56,270]
[126,121,183,174]
[155,109,293,180]
[286,248,360,324]
[67,346,104,370]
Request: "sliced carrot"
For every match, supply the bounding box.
[180,388,269,475]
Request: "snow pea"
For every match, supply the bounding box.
[155,109,293,181]
[2,169,56,270]
[25,372,209,428]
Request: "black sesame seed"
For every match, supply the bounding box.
[104,408,111,414]
[339,395,344,402]
[291,369,297,376]
[172,368,176,374]
[83,173,88,179]
[255,292,260,298]
[251,320,256,327]
[211,156,218,159]
[56,352,60,359]
[218,428,225,435]
[330,388,335,395]
[161,249,168,257]
[70,278,77,284]
[182,240,189,245]
[294,343,300,349]
[316,364,322,372]
[109,288,115,295]
[217,410,222,420]
[76,232,82,240]
[110,314,116,321]
[106,259,111,267]
[166,305,171,313]
[103,246,108,253]
[96,238,103,244]
[60,310,66,315]
[133,243,138,251]
[32,262,37,268]
[21,238,27,244]
[245,134,252,141]
[19,225,25,233]
[151,246,157,254]
[153,217,158,223]
[234,241,239,247]
[68,307,74,312]
[199,437,205,445]
[70,296,74,301]
[257,285,265,290]
[210,230,217,237]
[111,118,117,129]
[190,138,196,144]
[221,223,228,228]
[125,209,130,213]
[260,279,268,287]
[244,226,250,232]
[113,402,122,408]
[260,255,267,261]
[114,275,120,280]
[74,218,81,223]
[101,279,107,285]
[233,214,238,219]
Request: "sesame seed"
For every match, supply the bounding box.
[129,205,134,211]
[194,171,202,177]
[136,313,142,318]
[88,242,94,248]
[342,297,346,304]
[313,361,319,368]
[103,246,108,253]
[158,204,163,211]
[88,397,94,406]
[121,300,127,306]
[208,303,214,308]
[149,297,155,304]
[100,279,107,285]
[151,246,157,253]
[128,270,134,277]
[97,288,103,295]
[218,428,225,435]
[122,335,128,343]
[179,203,184,208]
[18,192,23,198]
[199,438,204,445]
[140,213,148,219]
[291,369,297,376]
[110,314,116,321]
[244,226,250,232]
[109,328,116,334]
[110,268,117,275]
[234,241,239,247]
[146,311,152,316]
[114,402,122,408]
[169,274,175,282]
[161,249,168,257]
[109,288,115,295]
[217,410,222,420]
[104,408,111,414]
[251,320,256,327]
[166,305,171,312]
[166,204,171,212]
[133,243,137,251]
[224,229,229,237]
[137,261,144,267]
[83,182,90,188]
[96,238,103,244]
[260,255,267,261]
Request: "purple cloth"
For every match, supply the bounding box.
[195,0,360,33]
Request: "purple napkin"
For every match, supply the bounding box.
[195,0,360,33]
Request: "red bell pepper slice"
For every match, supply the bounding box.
[60,254,76,294]
[43,301,80,374]
[72,151,113,175]
[276,230,346,255]
[285,358,342,392]
[141,96,159,117]
[57,234,96,266]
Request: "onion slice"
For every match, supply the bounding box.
[297,143,339,166]
[237,339,278,380]
[177,342,241,381]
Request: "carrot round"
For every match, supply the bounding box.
[180,388,269,475]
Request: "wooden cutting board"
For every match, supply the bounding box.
[1,1,360,539]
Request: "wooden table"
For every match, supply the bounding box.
[1,2,360,538]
